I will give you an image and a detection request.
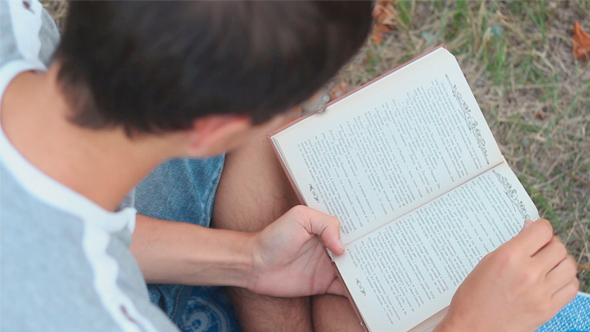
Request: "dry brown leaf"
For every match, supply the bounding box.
[329,82,349,101]
[573,21,590,62]
[372,0,397,31]
[578,263,590,272]
[370,23,392,46]
[534,110,550,120]
[377,24,390,33]
[371,29,384,46]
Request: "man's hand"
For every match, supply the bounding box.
[246,205,346,297]
[436,219,579,332]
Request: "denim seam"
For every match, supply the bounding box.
[204,158,225,222]
[170,284,185,322]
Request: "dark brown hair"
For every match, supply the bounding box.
[54,1,373,135]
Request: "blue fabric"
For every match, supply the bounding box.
[536,292,590,332]
[135,156,242,332]
[179,287,241,332]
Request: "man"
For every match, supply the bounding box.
[0,1,578,332]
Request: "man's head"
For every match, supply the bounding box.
[54,1,373,139]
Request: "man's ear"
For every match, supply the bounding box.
[185,114,252,157]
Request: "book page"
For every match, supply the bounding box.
[406,307,447,332]
[333,163,538,332]
[272,48,504,244]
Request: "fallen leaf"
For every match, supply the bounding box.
[377,23,390,33]
[578,263,590,272]
[372,0,397,31]
[329,82,349,101]
[371,29,384,46]
[573,21,590,62]
[534,110,550,120]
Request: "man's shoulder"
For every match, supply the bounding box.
[0,166,113,330]
[0,166,178,332]
[0,162,84,235]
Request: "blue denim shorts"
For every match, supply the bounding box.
[135,156,241,332]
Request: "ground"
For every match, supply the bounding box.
[44,0,590,291]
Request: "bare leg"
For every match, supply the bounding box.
[211,121,312,331]
[212,117,363,332]
[312,295,365,332]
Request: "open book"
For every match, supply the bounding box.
[269,46,540,332]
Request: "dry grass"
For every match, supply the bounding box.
[43,0,590,290]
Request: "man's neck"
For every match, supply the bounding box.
[0,65,177,212]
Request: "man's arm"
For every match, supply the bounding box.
[131,206,346,297]
[131,215,252,287]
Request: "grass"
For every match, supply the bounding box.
[44,0,590,291]
[332,0,590,291]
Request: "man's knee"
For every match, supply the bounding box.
[211,133,299,232]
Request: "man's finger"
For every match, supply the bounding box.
[533,236,569,274]
[551,278,579,311]
[295,206,344,255]
[522,219,534,229]
[546,255,578,291]
[326,278,347,296]
[507,219,554,256]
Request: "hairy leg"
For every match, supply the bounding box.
[312,295,365,332]
[212,117,363,332]
[211,120,312,332]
